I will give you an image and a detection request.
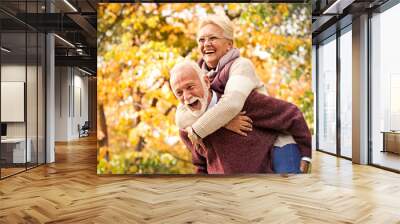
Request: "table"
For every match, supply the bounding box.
[1,138,31,163]
[381,131,400,154]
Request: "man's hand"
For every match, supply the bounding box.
[185,127,206,152]
[299,160,310,173]
[224,111,253,136]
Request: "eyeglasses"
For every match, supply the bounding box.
[197,35,226,45]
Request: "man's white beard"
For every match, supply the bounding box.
[184,86,209,117]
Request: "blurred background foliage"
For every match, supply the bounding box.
[97,3,312,174]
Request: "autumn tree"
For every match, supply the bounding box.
[97,3,312,174]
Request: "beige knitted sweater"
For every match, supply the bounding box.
[175,57,295,147]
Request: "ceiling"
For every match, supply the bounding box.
[0,0,97,75]
[312,0,390,44]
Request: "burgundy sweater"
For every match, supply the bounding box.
[179,90,311,174]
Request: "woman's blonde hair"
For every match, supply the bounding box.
[198,14,234,40]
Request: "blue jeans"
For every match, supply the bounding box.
[272,144,301,174]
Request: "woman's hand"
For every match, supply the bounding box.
[224,111,253,136]
[185,126,206,152]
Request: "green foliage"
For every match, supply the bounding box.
[97,149,190,174]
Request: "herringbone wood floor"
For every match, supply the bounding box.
[1,136,400,224]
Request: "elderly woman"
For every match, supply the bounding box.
[175,14,311,173]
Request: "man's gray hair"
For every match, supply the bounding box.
[170,60,205,84]
[198,14,234,40]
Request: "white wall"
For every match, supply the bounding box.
[55,67,69,141]
[1,65,29,138]
[1,63,45,164]
[72,72,89,138]
[55,67,89,141]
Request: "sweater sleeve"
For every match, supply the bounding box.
[179,130,208,174]
[244,91,312,158]
[175,104,200,129]
[192,58,262,138]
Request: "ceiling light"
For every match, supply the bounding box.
[54,34,75,48]
[78,67,93,76]
[323,0,355,15]
[63,0,78,12]
[1,47,11,53]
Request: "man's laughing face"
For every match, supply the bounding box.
[171,65,210,116]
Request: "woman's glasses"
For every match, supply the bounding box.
[197,35,225,45]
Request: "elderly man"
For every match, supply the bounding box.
[170,60,311,174]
